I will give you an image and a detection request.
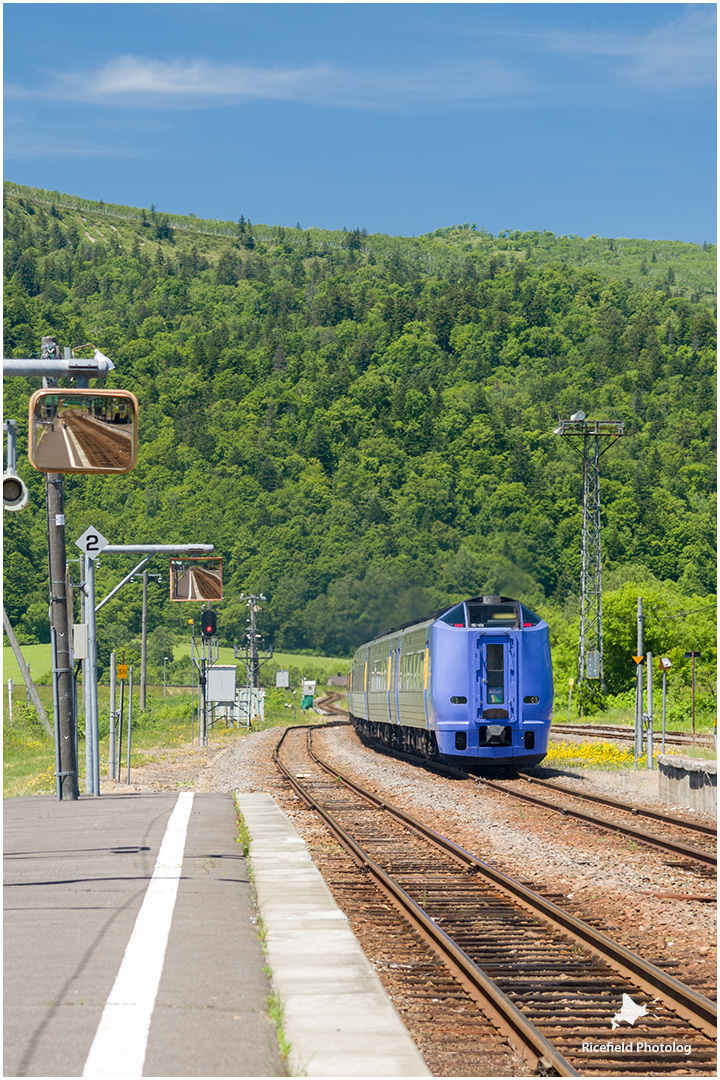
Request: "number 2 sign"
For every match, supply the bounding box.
[76,527,109,560]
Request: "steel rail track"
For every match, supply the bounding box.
[515,772,717,839]
[305,731,717,1036]
[358,733,716,869]
[553,723,713,747]
[321,706,715,843]
[273,724,579,1077]
[274,725,717,1076]
[471,775,717,869]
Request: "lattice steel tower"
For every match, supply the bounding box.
[555,413,624,692]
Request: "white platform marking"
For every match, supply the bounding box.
[82,792,194,1077]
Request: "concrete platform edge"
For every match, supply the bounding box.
[235,792,430,1078]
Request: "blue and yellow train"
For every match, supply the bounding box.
[347,595,553,772]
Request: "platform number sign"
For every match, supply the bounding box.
[76,526,109,561]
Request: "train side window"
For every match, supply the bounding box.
[440,604,466,627]
[520,604,541,627]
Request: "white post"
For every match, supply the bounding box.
[109,653,116,781]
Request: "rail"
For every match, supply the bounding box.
[273,725,717,1076]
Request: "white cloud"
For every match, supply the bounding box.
[537,7,716,90]
[6,54,532,111]
[624,7,717,89]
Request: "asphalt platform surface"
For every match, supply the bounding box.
[4,791,429,1078]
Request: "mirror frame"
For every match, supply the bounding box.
[28,388,139,474]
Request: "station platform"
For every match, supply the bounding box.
[4,791,429,1078]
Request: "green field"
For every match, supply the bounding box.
[3,644,349,687]
[3,644,56,685]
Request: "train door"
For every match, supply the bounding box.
[387,647,396,724]
[475,635,518,725]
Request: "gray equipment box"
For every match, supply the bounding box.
[207,665,237,703]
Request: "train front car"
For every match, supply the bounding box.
[348,595,553,773]
[430,595,552,772]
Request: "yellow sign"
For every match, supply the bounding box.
[117,664,129,681]
[632,655,644,665]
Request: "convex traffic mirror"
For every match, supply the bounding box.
[28,389,139,474]
[170,558,224,602]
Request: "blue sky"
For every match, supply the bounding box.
[3,3,716,242]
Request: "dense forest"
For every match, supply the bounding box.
[3,183,716,706]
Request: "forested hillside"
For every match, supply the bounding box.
[3,184,716,701]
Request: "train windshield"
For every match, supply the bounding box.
[467,603,519,628]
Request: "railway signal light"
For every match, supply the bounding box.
[201,610,217,638]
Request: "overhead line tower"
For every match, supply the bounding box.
[555,412,624,694]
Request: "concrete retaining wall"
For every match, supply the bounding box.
[657,755,717,816]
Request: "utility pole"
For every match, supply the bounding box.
[42,337,79,799]
[4,336,115,799]
[555,412,624,700]
[241,593,266,689]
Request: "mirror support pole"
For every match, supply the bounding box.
[42,341,78,799]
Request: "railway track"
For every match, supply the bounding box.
[553,723,714,748]
[472,774,717,874]
[355,731,717,879]
[274,724,717,1077]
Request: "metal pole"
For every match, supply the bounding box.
[126,667,133,783]
[141,570,148,710]
[95,556,154,614]
[117,662,125,782]
[646,652,653,770]
[109,653,117,781]
[85,554,100,796]
[191,626,196,744]
[691,655,696,744]
[634,597,643,768]
[8,679,13,722]
[164,658,168,698]
[200,638,207,746]
[82,561,92,794]
[662,669,667,755]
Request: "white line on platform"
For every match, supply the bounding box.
[82,791,194,1077]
